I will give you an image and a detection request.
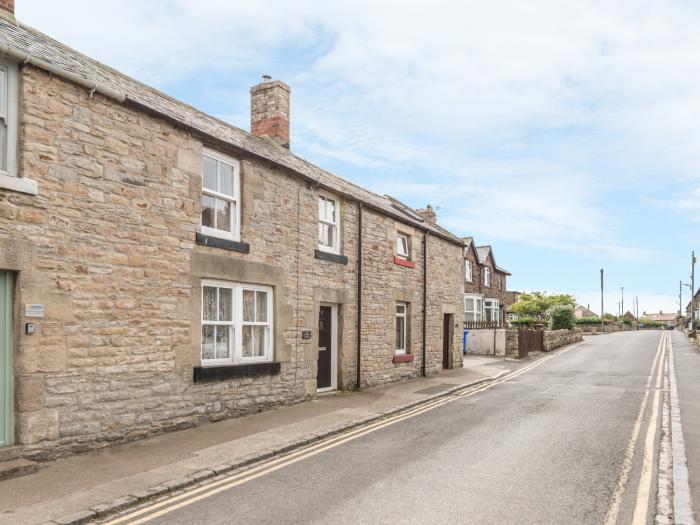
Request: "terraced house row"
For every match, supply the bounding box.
[0,4,471,460]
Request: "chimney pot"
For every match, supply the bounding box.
[250,77,291,149]
[0,0,15,22]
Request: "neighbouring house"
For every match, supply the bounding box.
[642,311,678,328]
[622,311,636,322]
[461,239,511,327]
[575,305,598,319]
[684,289,700,326]
[503,290,521,323]
[0,4,466,460]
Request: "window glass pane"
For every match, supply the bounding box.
[326,224,335,248]
[397,235,408,256]
[202,325,215,360]
[256,291,267,322]
[326,198,335,223]
[219,287,232,321]
[216,325,230,359]
[318,196,326,220]
[0,67,6,118]
[396,316,405,350]
[201,194,215,228]
[215,198,231,232]
[242,325,253,357]
[465,312,476,322]
[0,121,6,172]
[253,326,266,357]
[396,304,405,315]
[203,286,217,321]
[219,162,234,196]
[243,290,255,322]
[203,156,217,191]
[319,223,329,247]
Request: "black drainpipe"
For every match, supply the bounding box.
[422,232,428,377]
[356,203,363,389]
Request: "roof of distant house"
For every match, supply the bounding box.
[644,312,678,322]
[0,18,464,245]
[575,305,598,317]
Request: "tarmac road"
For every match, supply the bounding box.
[108,330,670,525]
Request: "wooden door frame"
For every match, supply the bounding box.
[317,303,338,392]
[0,272,13,447]
[442,313,453,369]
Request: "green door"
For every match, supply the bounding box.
[0,272,12,446]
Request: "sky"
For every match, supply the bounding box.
[16,0,700,316]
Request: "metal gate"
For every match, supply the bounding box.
[518,329,543,357]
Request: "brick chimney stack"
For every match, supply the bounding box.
[0,0,15,22]
[250,75,291,149]
[416,204,437,224]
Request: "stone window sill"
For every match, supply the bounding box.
[193,362,281,383]
[314,249,348,265]
[393,256,416,268]
[196,232,250,253]
[393,353,415,363]
[0,173,37,195]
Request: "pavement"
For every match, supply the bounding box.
[670,330,700,522]
[100,331,667,525]
[0,352,521,525]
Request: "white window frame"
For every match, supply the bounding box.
[201,280,273,366]
[483,267,491,287]
[395,302,408,354]
[201,148,241,242]
[464,294,483,322]
[396,233,409,259]
[465,260,473,282]
[0,57,35,195]
[483,298,500,325]
[318,193,341,254]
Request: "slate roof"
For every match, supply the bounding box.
[0,18,464,245]
[644,312,678,322]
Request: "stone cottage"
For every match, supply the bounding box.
[0,4,465,460]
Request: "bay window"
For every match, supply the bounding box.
[464,295,482,322]
[201,149,240,241]
[484,299,500,325]
[202,280,273,365]
[318,194,340,254]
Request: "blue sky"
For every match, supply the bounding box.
[18,0,700,315]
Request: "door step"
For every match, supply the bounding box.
[0,458,40,481]
[0,445,22,463]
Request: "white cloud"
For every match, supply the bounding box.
[16,0,700,258]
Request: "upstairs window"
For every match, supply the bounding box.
[201,149,240,241]
[396,233,409,259]
[318,194,340,254]
[395,302,408,354]
[483,267,491,287]
[465,260,473,282]
[0,57,18,178]
[499,275,503,290]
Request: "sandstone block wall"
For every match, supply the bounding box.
[543,329,583,352]
[0,65,465,458]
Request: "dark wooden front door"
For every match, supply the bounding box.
[442,314,453,369]
[317,306,332,389]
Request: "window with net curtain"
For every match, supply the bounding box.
[201,281,272,365]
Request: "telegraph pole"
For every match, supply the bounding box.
[691,253,696,331]
[621,286,624,317]
[600,269,604,330]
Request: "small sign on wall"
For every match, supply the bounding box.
[25,304,44,318]
[301,329,312,340]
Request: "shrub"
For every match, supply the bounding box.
[575,316,601,326]
[511,316,537,328]
[549,304,576,330]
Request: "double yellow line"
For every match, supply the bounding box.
[604,330,667,525]
[104,343,581,525]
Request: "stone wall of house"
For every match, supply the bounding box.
[504,330,519,357]
[543,329,583,352]
[1,65,464,459]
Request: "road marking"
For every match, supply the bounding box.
[605,331,666,525]
[103,343,583,525]
[631,332,666,524]
[668,334,695,525]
